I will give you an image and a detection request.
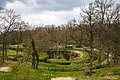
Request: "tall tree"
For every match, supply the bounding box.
[111,4,120,64]
[81,3,96,76]
[94,0,118,65]
[26,24,39,69]
[0,9,20,63]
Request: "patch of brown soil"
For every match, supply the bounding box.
[51,77,75,80]
[0,67,11,72]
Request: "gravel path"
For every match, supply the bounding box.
[51,77,75,80]
[73,51,84,57]
[0,67,11,72]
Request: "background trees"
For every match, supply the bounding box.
[67,19,85,47]
[93,0,120,65]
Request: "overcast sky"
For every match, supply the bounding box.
[0,0,120,26]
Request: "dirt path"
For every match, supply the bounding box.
[73,51,84,57]
[0,67,11,72]
[51,77,75,80]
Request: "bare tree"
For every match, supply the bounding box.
[67,19,84,47]
[25,24,39,69]
[110,4,120,65]
[0,9,20,63]
[81,3,96,76]
[14,21,26,59]
[94,0,118,65]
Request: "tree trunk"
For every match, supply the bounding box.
[89,52,93,76]
[107,52,110,66]
[31,40,39,69]
[2,37,5,63]
[113,53,116,63]
[98,49,102,65]
[116,50,119,65]
[32,52,35,68]
[2,42,5,63]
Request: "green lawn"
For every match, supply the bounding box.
[39,62,85,71]
[0,49,24,56]
[32,67,120,80]
[7,49,24,55]
[39,53,48,60]
[0,63,120,80]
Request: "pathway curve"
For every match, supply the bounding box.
[72,50,84,57]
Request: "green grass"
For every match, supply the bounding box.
[32,69,85,80]
[1,66,120,80]
[39,58,87,71]
[39,53,48,60]
[92,51,107,67]
[0,72,12,80]
[0,49,25,61]
[0,61,120,80]
[0,49,24,55]
[7,49,24,55]
[0,49,48,61]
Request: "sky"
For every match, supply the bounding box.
[0,0,120,26]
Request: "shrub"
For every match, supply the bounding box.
[39,53,48,60]
[11,62,34,80]
[112,68,120,75]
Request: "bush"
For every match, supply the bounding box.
[112,68,120,75]
[39,53,48,60]
[11,62,34,80]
